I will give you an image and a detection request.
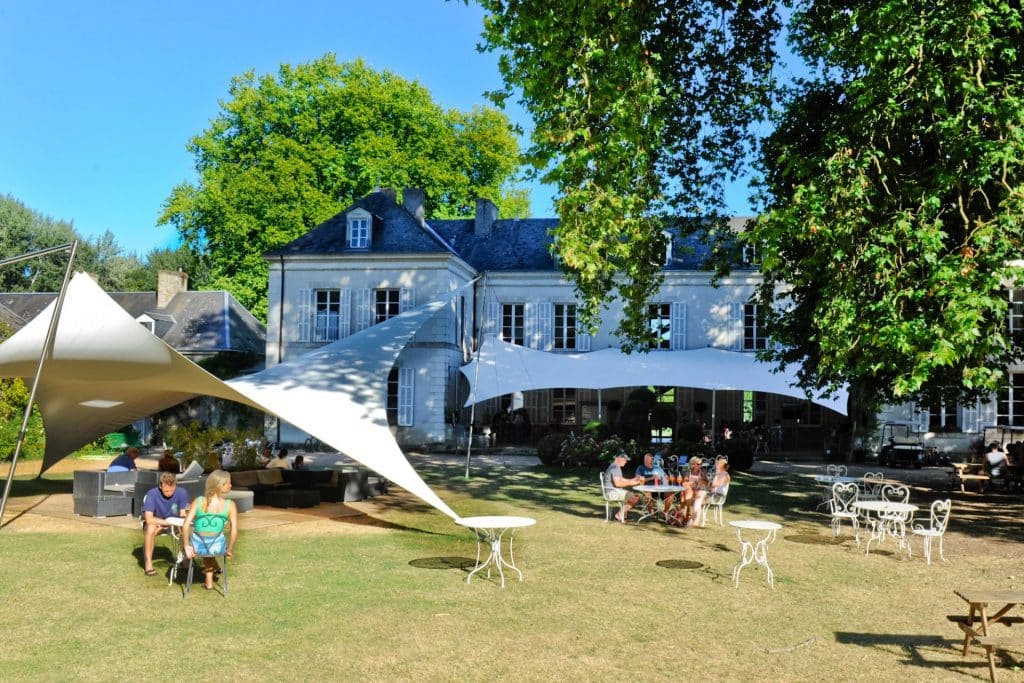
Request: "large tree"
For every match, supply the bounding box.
[749,1,1024,420]
[475,0,780,349]
[160,54,528,320]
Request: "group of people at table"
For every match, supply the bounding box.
[605,451,730,526]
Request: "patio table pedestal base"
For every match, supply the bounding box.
[730,520,781,589]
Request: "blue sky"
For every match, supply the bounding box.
[0,1,756,258]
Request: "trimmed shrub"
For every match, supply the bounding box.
[537,433,569,466]
[722,438,754,472]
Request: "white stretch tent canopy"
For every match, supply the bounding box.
[0,273,460,519]
[461,336,848,415]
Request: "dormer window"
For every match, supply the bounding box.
[346,210,371,249]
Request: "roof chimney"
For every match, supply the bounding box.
[402,188,426,226]
[157,270,188,309]
[474,198,498,236]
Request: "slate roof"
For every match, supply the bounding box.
[268,191,754,273]
[0,287,264,355]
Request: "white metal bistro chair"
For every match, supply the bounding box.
[826,464,848,478]
[910,499,951,565]
[829,482,860,544]
[599,472,627,522]
[878,484,912,550]
[860,472,884,501]
[139,491,184,586]
[699,482,729,527]
[184,519,230,599]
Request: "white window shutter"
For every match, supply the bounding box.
[576,326,591,351]
[398,367,415,426]
[671,302,686,350]
[297,288,312,342]
[729,302,744,350]
[530,302,552,350]
[916,406,930,433]
[961,399,980,434]
[977,395,997,431]
[338,289,351,338]
[400,287,415,312]
[486,300,501,338]
[355,288,373,331]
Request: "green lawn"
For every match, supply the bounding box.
[0,462,1020,681]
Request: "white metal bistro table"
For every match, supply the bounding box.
[456,515,536,588]
[163,516,186,585]
[633,484,685,523]
[730,520,782,589]
[853,500,918,556]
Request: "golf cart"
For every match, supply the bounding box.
[878,421,924,468]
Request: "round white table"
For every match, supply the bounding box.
[456,515,536,588]
[633,484,685,523]
[853,500,918,556]
[729,520,782,589]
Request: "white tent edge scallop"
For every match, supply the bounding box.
[460,335,848,416]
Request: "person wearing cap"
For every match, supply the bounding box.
[604,452,644,523]
[635,452,675,519]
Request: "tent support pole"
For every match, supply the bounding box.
[465,274,487,478]
[597,388,602,421]
[710,389,717,450]
[0,240,78,530]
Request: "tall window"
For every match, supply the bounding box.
[502,303,525,345]
[743,391,767,425]
[554,303,577,350]
[998,373,1024,427]
[314,289,341,341]
[743,303,767,350]
[647,303,671,349]
[1010,288,1024,334]
[552,388,577,424]
[386,367,399,426]
[375,289,401,324]
[386,367,414,427]
[347,216,369,248]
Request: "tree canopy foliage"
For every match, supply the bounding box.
[160,54,529,320]
[749,1,1024,412]
[0,194,154,293]
[476,0,780,349]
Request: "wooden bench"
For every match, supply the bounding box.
[975,636,1024,682]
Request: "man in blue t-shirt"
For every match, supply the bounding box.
[107,446,139,472]
[141,472,190,576]
[635,452,675,518]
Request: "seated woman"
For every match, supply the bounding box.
[157,449,181,474]
[182,470,238,590]
[709,457,731,500]
[668,457,708,527]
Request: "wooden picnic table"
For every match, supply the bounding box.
[950,462,990,493]
[953,589,1024,682]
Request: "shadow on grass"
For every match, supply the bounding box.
[655,559,704,570]
[408,556,476,571]
[3,476,73,497]
[833,631,1015,677]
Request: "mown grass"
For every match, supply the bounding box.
[1,461,1022,681]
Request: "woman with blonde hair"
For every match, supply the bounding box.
[182,469,237,590]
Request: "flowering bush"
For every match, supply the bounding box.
[556,433,639,468]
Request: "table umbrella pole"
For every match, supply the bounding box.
[0,240,78,529]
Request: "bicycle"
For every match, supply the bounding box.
[303,436,322,452]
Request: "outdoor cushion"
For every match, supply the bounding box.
[230,470,261,489]
[256,469,285,486]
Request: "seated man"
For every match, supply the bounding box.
[985,441,1011,485]
[635,452,674,517]
[108,446,140,472]
[604,452,644,523]
[266,447,291,470]
[141,472,190,577]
